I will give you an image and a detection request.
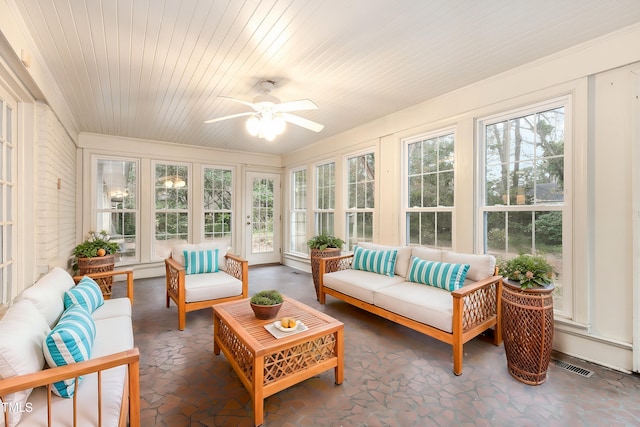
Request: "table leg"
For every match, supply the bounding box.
[335,327,344,384]
[213,311,220,355]
[253,356,264,426]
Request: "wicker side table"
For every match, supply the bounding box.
[77,254,115,298]
[501,279,555,385]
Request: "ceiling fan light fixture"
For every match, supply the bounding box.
[245,115,260,136]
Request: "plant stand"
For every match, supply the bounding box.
[501,279,555,385]
[310,247,341,300]
[77,255,115,299]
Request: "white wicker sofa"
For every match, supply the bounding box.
[0,267,139,427]
[318,243,502,375]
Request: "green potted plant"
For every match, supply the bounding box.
[498,253,554,289]
[498,253,556,385]
[72,230,120,298]
[307,233,344,300]
[249,289,284,320]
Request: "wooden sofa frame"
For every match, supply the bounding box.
[318,254,503,375]
[165,253,249,330]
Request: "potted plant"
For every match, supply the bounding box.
[72,230,120,298]
[307,233,344,300]
[249,290,284,320]
[498,253,556,385]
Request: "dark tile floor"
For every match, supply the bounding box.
[116,265,640,426]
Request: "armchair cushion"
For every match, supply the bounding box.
[64,276,104,313]
[43,305,96,397]
[183,248,219,274]
[407,257,469,291]
[172,240,229,271]
[184,271,243,303]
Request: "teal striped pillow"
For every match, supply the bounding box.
[408,257,470,291]
[183,249,219,275]
[64,276,104,313]
[352,246,398,277]
[43,305,96,397]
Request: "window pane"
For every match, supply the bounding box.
[439,171,454,206]
[422,174,437,206]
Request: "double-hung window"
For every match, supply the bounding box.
[479,98,568,313]
[290,168,307,254]
[314,162,335,235]
[95,158,138,263]
[404,130,455,248]
[203,166,233,241]
[345,152,374,250]
[154,162,189,258]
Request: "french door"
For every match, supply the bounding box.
[244,172,281,265]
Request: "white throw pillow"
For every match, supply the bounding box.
[442,251,496,282]
[0,299,51,426]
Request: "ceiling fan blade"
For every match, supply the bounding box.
[281,113,324,132]
[218,96,258,110]
[275,99,318,113]
[203,112,253,124]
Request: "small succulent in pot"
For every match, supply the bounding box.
[250,290,284,320]
[498,253,554,289]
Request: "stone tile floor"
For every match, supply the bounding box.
[116,265,640,426]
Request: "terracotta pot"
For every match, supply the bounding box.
[250,302,283,320]
[310,247,342,300]
[501,279,555,385]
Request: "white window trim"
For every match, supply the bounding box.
[475,95,573,318]
[401,127,457,248]
[313,159,336,235]
[201,164,235,242]
[288,166,308,256]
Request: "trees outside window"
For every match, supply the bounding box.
[345,152,374,251]
[290,168,307,255]
[404,130,455,248]
[314,162,335,235]
[154,163,189,258]
[479,100,568,312]
[203,167,232,241]
[96,158,138,263]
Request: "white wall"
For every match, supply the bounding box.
[282,24,640,372]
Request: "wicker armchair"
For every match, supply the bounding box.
[165,249,248,330]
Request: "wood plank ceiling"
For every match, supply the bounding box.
[11,0,640,155]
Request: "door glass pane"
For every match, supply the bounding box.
[252,178,274,254]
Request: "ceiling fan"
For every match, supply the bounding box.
[204,80,324,140]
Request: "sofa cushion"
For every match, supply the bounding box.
[442,251,496,282]
[19,285,64,328]
[91,297,132,321]
[407,257,470,291]
[184,271,243,303]
[323,269,405,304]
[30,267,76,298]
[359,243,412,278]
[93,316,134,357]
[411,246,444,262]
[352,246,398,277]
[64,276,104,313]
[374,282,455,333]
[0,299,50,427]
[183,248,219,275]
[43,305,96,398]
[172,240,229,271]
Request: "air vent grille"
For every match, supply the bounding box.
[552,359,594,378]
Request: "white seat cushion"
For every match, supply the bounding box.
[91,298,132,321]
[323,269,404,304]
[374,282,454,333]
[184,271,243,303]
[92,316,134,358]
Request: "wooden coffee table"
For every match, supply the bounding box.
[213,296,344,426]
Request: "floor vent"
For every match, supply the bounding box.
[552,359,594,378]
